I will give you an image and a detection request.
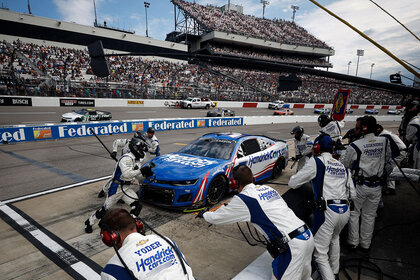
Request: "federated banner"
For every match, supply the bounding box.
[0,117,244,144]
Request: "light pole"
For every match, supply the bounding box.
[291,5,299,22]
[355,49,364,77]
[370,63,375,79]
[347,61,352,75]
[261,0,269,19]
[144,2,150,37]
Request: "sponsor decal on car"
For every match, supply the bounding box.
[160,154,218,168]
[248,149,284,168]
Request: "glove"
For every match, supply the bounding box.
[110,151,117,160]
[195,209,208,218]
[134,164,139,170]
[295,154,303,160]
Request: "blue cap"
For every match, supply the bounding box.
[315,134,334,149]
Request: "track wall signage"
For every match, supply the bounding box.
[0,96,32,106]
[59,99,95,107]
[0,117,244,144]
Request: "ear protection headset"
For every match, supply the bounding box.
[100,218,144,247]
[313,134,325,156]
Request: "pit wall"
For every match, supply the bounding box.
[0,96,403,110]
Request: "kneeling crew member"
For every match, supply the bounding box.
[100,208,195,280]
[85,138,146,233]
[199,165,314,280]
[289,134,355,280]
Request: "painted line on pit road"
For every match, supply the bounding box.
[0,203,102,279]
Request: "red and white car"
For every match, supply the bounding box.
[273,108,294,116]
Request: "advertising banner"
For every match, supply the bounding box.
[331,89,350,121]
[59,99,95,107]
[0,96,32,106]
[0,117,244,144]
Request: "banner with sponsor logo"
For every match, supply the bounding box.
[0,117,244,144]
[331,89,350,121]
[59,99,95,107]
[0,96,32,106]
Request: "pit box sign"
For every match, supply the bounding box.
[0,97,32,106]
[60,99,95,107]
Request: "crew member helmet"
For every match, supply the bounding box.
[129,138,146,159]
[290,126,304,135]
[318,114,331,128]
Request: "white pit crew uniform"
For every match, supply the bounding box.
[143,134,160,163]
[88,152,144,227]
[379,129,406,190]
[406,116,420,169]
[101,232,194,280]
[203,183,314,280]
[340,133,391,250]
[112,138,131,156]
[294,134,313,171]
[289,153,355,280]
[320,121,344,142]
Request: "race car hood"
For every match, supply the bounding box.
[62,112,82,118]
[150,153,226,180]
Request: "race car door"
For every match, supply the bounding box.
[236,138,274,181]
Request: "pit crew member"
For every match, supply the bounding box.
[198,165,314,280]
[340,116,392,253]
[290,126,313,171]
[100,208,195,280]
[289,134,355,280]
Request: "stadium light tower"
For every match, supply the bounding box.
[144,2,150,37]
[370,63,375,79]
[347,61,352,75]
[291,5,299,22]
[355,49,364,77]
[261,0,269,19]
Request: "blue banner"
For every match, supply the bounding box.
[0,117,244,144]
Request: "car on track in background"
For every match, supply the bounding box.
[268,100,285,109]
[365,109,379,114]
[281,104,291,108]
[141,132,289,209]
[273,108,294,115]
[387,109,402,115]
[346,108,354,114]
[314,108,331,114]
[61,108,112,122]
[207,108,235,117]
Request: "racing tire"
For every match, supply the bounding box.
[75,118,82,122]
[187,104,192,109]
[206,175,227,205]
[271,157,284,179]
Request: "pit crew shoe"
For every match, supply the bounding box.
[98,190,105,198]
[84,219,93,234]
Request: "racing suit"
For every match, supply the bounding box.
[112,138,130,156]
[101,232,194,280]
[289,153,355,280]
[203,183,314,280]
[294,134,313,171]
[379,129,406,190]
[406,116,420,169]
[320,121,344,142]
[87,152,144,229]
[144,134,160,162]
[340,133,392,250]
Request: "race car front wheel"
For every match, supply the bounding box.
[206,175,227,205]
[271,157,285,179]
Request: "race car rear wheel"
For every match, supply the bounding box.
[75,118,82,122]
[206,175,227,205]
[271,157,285,179]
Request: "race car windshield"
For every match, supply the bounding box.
[75,109,87,114]
[179,138,235,160]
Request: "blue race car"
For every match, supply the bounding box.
[314,108,331,114]
[141,132,289,209]
[365,109,379,114]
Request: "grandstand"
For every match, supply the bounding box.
[0,3,406,104]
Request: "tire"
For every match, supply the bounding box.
[188,104,192,109]
[271,158,284,179]
[75,118,82,122]
[206,175,227,205]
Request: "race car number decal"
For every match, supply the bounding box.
[160,154,218,168]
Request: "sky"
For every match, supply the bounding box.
[2,0,420,85]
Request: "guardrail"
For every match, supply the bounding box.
[0,115,402,144]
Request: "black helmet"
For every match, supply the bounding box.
[290,126,304,135]
[129,138,146,159]
[134,131,146,142]
[147,127,155,134]
[318,114,331,128]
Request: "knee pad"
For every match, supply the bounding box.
[95,206,107,219]
[130,201,143,217]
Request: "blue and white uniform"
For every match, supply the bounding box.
[289,153,355,280]
[340,133,391,250]
[294,134,313,171]
[88,152,144,227]
[320,121,344,142]
[101,233,194,280]
[203,183,314,280]
[406,116,420,169]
